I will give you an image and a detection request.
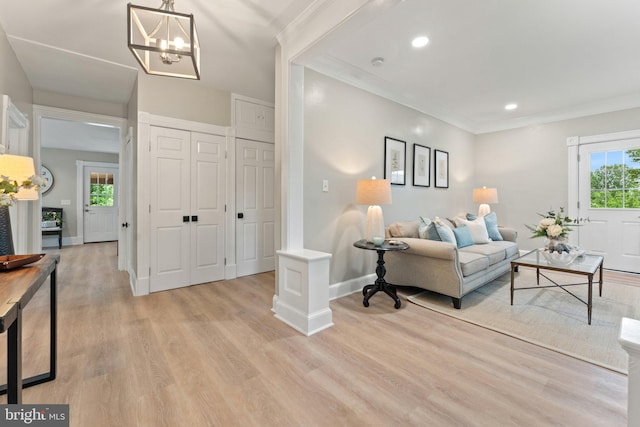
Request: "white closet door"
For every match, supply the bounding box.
[236,139,276,277]
[190,132,225,285]
[150,126,191,292]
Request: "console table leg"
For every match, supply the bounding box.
[7,308,22,404]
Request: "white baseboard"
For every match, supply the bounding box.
[329,273,376,300]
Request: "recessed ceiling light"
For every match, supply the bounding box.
[505,103,518,111]
[371,57,385,67]
[411,36,429,48]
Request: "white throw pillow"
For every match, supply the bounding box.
[454,216,490,244]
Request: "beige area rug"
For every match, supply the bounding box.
[406,269,640,374]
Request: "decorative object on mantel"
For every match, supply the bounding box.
[0,154,43,255]
[128,0,201,79]
[355,177,391,244]
[526,207,589,265]
[384,137,406,185]
[472,186,498,216]
[0,254,45,271]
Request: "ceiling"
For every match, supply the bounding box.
[1,0,640,145]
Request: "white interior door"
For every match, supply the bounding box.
[149,126,191,292]
[190,132,225,285]
[83,165,119,243]
[149,127,226,292]
[236,139,276,277]
[578,139,640,272]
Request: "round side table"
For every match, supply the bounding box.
[353,239,410,309]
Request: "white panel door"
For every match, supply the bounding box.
[150,126,191,292]
[190,132,225,285]
[578,139,640,272]
[83,165,119,243]
[236,139,275,277]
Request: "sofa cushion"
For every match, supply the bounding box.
[452,225,474,248]
[454,217,490,244]
[460,240,519,266]
[467,212,503,241]
[418,217,439,240]
[458,251,490,276]
[434,217,457,244]
[460,243,506,265]
[389,221,420,238]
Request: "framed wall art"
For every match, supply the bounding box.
[412,144,431,187]
[434,149,449,188]
[384,137,406,185]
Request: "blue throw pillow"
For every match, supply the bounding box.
[452,225,474,248]
[466,212,503,241]
[483,212,503,241]
[434,220,457,244]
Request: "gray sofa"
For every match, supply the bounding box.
[383,220,519,309]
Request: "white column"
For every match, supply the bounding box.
[619,317,640,426]
[275,249,333,336]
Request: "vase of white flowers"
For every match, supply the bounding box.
[526,207,588,265]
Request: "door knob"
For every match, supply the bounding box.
[183,216,190,222]
[238,213,244,219]
[191,215,198,222]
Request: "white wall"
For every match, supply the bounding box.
[476,107,640,251]
[303,69,476,284]
[137,72,231,126]
[33,90,127,118]
[0,24,32,112]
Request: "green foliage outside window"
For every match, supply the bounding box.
[590,149,640,208]
[90,183,114,207]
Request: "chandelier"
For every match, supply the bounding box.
[127,0,200,79]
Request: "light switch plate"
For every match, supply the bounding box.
[322,180,329,192]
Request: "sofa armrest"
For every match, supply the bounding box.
[498,226,518,242]
[391,237,457,260]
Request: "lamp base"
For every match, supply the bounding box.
[0,205,15,256]
[365,205,385,242]
[478,204,491,217]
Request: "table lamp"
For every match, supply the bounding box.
[0,154,39,255]
[472,186,498,217]
[355,177,391,244]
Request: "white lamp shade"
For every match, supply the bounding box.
[355,178,391,205]
[472,187,498,204]
[0,154,38,200]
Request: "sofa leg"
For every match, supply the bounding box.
[451,297,462,309]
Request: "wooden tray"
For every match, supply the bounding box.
[0,254,46,271]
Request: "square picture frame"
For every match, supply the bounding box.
[384,136,406,185]
[434,149,449,188]
[412,144,431,187]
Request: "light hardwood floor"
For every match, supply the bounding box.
[0,242,629,426]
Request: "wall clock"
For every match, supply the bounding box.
[41,165,54,194]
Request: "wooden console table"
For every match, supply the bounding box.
[0,254,59,403]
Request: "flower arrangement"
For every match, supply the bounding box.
[526,207,587,239]
[0,174,44,206]
[525,207,588,255]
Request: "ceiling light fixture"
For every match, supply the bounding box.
[505,103,518,111]
[127,0,201,79]
[411,36,429,48]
